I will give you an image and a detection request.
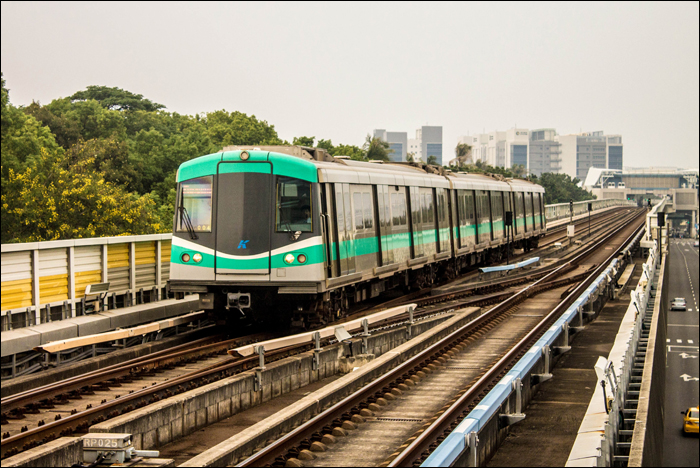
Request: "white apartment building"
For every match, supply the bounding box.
[463,128,529,169]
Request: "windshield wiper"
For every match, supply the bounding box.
[178,206,199,240]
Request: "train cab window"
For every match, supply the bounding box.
[178,176,213,232]
[276,176,312,232]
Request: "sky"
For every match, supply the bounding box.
[1,1,698,170]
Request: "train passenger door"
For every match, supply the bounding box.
[350,185,378,273]
[377,185,394,265]
[409,188,424,258]
[334,184,355,275]
[321,184,336,278]
[215,162,272,275]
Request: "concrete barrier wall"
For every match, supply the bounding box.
[1,437,82,468]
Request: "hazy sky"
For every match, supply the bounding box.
[2,2,698,169]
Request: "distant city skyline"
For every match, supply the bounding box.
[2,2,697,170]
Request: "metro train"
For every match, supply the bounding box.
[167,146,546,327]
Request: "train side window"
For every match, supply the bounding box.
[363,192,373,229]
[353,192,364,231]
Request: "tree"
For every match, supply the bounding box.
[293,136,315,147]
[455,143,472,158]
[427,155,438,165]
[65,138,137,190]
[332,144,365,160]
[2,147,164,243]
[362,134,393,161]
[537,172,595,205]
[316,138,334,152]
[202,110,284,148]
[511,164,528,177]
[406,152,416,162]
[70,85,165,112]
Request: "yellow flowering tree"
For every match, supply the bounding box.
[2,148,163,243]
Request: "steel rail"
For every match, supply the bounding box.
[1,334,234,414]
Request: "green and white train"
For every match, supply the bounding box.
[168,146,546,327]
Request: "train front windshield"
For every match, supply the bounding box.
[178,176,213,232]
[276,177,312,232]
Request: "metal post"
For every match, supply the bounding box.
[406,306,415,339]
[467,431,479,467]
[312,332,321,371]
[361,318,370,354]
[254,345,265,392]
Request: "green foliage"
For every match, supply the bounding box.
[202,110,283,147]
[70,85,165,112]
[427,155,438,165]
[2,148,163,243]
[536,172,596,205]
[363,134,393,162]
[293,136,315,147]
[311,138,364,160]
[455,143,471,158]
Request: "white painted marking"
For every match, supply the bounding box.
[680,374,699,382]
[679,353,698,359]
[690,340,695,344]
[677,339,683,343]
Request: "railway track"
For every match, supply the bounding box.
[0,208,641,461]
[236,210,645,467]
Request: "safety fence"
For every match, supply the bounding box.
[1,235,172,331]
[545,198,636,223]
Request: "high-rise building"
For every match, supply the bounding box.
[558,131,623,181]
[420,126,443,166]
[528,129,562,177]
[373,129,407,162]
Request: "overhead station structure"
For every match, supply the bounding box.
[583,167,699,238]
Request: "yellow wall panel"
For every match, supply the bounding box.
[1,278,33,310]
[135,242,156,266]
[39,273,68,304]
[161,241,171,263]
[74,270,103,299]
[108,244,129,269]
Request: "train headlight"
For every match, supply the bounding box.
[284,254,295,264]
[240,151,250,160]
[297,254,307,264]
[193,253,202,263]
[182,253,191,263]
